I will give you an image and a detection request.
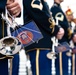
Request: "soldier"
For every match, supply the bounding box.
[50,0,76,75]
[0,0,21,75]
[65,8,76,75]
[22,0,64,75]
[65,8,75,32]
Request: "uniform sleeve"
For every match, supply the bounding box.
[23,0,59,36]
[0,0,7,13]
[51,6,73,40]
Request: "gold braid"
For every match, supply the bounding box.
[49,18,55,33]
[68,28,72,39]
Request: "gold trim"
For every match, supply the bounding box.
[36,49,40,75]
[9,59,13,75]
[72,54,75,75]
[26,48,51,53]
[49,18,55,33]
[0,56,7,60]
[0,18,6,60]
[2,19,4,38]
[31,0,43,10]
[68,28,72,39]
[0,55,14,60]
[55,12,64,21]
[59,52,63,75]
[6,55,14,58]
[0,17,6,60]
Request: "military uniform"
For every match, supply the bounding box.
[50,2,73,75]
[66,8,76,75]
[23,0,61,75]
[0,0,19,75]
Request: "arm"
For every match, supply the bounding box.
[51,6,73,40]
[23,0,60,36]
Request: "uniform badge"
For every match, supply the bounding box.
[55,12,64,21]
[31,0,43,10]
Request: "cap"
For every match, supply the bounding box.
[65,8,73,15]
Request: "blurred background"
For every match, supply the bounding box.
[47,0,76,18]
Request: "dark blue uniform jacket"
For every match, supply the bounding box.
[23,0,60,51]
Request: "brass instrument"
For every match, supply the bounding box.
[0,36,21,55]
[0,11,22,56]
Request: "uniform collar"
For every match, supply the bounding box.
[54,2,60,7]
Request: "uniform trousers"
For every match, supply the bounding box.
[28,49,73,75]
[0,54,19,75]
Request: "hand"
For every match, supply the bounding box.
[56,28,64,39]
[7,0,14,4]
[6,0,21,17]
[72,34,76,43]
